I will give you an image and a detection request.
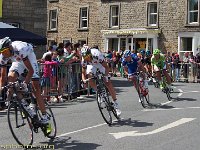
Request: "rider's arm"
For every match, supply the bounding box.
[101,61,110,76]
[123,66,128,75]
[0,66,7,88]
[23,57,34,84]
[82,66,87,82]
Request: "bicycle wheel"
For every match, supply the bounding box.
[165,88,172,101]
[36,102,57,139]
[96,92,112,125]
[136,80,148,108]
[7,102,33,146]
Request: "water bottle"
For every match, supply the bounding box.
[21,99,36,118]
[29,103,36,115]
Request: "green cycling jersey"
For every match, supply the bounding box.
[151,53,165,68]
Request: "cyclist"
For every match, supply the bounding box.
[81,46,121,117]
[144,50,152,78]
[0,37,49,124]
[151,49,172,89]
[122,50,148,101]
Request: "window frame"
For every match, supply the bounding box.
[109,4,120,28]
[48,9,58,31]
[147,2,158,27]
[187,0,199,25]
[79,6,89,29]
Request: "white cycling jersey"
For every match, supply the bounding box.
[82,48,105,74]
[0,41,40,78]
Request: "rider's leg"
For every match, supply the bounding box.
[32,79,46,114]
[105,80,116,101]
[163,70,172,85]
[7,71,18,100]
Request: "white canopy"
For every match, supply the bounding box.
[0,22,16,28]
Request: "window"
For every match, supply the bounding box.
[63,39,71,45]
[79,7,88,29]
[180,37,193,51]
[188,0,199,24]
[78,40,86,46]
[147,2,158,26]
[110,5,119,27]
[49,9,58,31]
[48,40,55,46]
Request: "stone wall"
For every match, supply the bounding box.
[0,0,47,58]
[47,0,103,49]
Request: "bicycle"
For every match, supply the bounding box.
[3,80,57,147]
[131,71,150,108]
[85,70,120,126]
[159,70,172,101]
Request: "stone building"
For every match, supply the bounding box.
[0,0,47,57]
[47,0,102,48]
[48,0,200,58]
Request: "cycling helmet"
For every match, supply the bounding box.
[153,49,160,55]
[140,50,145,56]
[123,50,131,58]
[146,50,151,57]
[0,37,12,53]
[81,46,91,57]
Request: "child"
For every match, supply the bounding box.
[41,54,58,102]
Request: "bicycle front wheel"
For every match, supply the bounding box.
[36,102,57,139]
[96,92,112,125]
[7,102,33,146]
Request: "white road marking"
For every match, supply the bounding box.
[177,89,183,97]
[57,122,108,137]
[142,106,200,112]
[109,118,195,139]
[160,101,172,106]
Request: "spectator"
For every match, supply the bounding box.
[189,52,197,82]
[173,53,181,82]
[41,54,58,102]
[38,45,54,63]
[183,52,189,82]
[56,48,76,101]
[196,52,200,83]
[64,42,72,57]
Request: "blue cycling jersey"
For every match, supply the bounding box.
[122,54,139,74]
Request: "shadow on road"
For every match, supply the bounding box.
[174,97,197,102]
[112,79,133,88]
[147,103,175,109]
[111,118,153,128]
[40,136,101,150]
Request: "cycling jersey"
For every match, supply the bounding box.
[122,54,139,74]
[0,41,40,78]
[82,48,105,74]
[151,54,165,68]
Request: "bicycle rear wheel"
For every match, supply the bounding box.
[7,102,33,146]
[165,88,172,101]
[96,92,112,125]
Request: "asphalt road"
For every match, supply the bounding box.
[0,77,200,150]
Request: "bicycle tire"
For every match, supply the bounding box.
[136,78,148,108]
[7,102,33,146]
[96,92,112,125]
[166,88,172,101]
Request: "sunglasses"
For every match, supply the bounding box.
[83,54,91,59]
[0,47,10,54]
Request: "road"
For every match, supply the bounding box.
[0,77,200,150]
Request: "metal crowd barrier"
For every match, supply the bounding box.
[0,63,89,105]
[39,62,89,101]
[169,62,200,83]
